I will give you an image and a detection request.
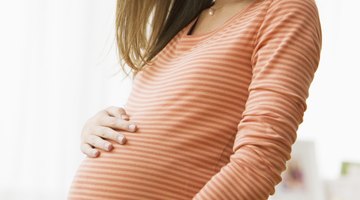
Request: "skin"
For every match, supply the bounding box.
[190,0,254,36]
[80,0,254,158]
[80,106,138,157]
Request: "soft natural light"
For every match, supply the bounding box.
[0,0,359,199]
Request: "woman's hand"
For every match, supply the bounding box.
[80,106,137,158]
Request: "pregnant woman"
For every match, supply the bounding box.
[68,0,322,199]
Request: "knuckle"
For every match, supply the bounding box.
[98,127,117,141]
[107,118,119,127]
[100,131,106,138]
[108,130,119,141]
[83,130,93,139]
[95,110,106,118]
[87,135,96,145]
[82,124,92,135]
[85,118,98,129]
[117,106,125,113]
[103,127,115,138]
[97,127,107,138]
[93,136,103,146]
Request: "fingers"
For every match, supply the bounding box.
[80,127,127,158]
[81,143,100,158]
[79,106,134,157]
[105,106,129,120]
[84,134,114,152]
[93,126,127,144]
[98,115,137,132]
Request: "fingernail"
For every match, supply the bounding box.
[128,124,136,131]
[92,150,99,157]
[105,143,112,151]
[118,135,126,144]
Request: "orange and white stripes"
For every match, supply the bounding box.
[67,0,322,199]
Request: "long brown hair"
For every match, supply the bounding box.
[115,0,213,79]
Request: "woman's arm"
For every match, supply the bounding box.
[193,0,322,199]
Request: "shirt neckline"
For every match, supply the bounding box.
[181,0,259,40]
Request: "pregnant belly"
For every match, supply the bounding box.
[67,128,224,200]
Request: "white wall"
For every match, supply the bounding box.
[298,0,360,180]
[0,0,359,199]
[0,0,132,199]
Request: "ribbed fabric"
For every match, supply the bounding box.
[67,0,322,199]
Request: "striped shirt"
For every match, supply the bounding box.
[68,0,322,199]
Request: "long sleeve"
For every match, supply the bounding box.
[192,0,322,199]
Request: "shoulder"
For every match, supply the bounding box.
[260,0,321,31]
[253,0,322,59]
[265,0,319,15]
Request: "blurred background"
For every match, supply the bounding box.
[0,0,359,199]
